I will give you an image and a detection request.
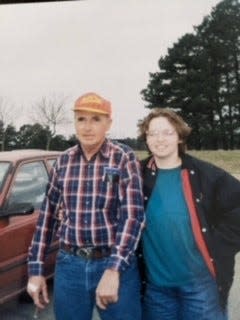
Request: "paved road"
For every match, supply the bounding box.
[1,253,240,319]
[228,252,240,320]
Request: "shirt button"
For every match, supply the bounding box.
[196,198,200,203]
[84,219,88,224]
[190,170,195,174]
[202,228,207,233]
[144,196,148,200]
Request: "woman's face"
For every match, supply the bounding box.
[146,116,181,162]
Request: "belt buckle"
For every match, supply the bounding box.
[80,247,93,259]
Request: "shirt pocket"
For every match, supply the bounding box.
[95,168,120,210]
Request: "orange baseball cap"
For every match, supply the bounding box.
[73,92,112,116]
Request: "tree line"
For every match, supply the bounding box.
[0,93,147,151]
[141,0,240,150]
[0,122,145,152]
[0,122,76,151]
[0,95,72,151]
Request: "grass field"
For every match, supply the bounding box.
[135,149,240,176]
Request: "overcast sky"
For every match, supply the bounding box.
[0,0,221,138]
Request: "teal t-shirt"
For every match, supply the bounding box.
[143,167,208,286]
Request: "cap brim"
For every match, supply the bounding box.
[73,107,110,115]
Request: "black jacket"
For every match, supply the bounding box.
[140,153,240,308]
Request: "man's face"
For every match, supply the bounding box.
[74,110,112,150]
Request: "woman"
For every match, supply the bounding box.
[138,108,240,320]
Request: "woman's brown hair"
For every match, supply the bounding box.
[138,108,192,155]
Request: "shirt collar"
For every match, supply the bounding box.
[74,139,110,160]
[98,139,111,159]
[147,156,157,171]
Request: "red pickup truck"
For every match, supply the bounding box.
[0,150,61,304]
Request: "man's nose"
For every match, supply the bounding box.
[83,121,93,130]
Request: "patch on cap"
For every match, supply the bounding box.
[73,92,112,116]
[81,94,102,105]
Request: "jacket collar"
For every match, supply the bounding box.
[142,153,196,171]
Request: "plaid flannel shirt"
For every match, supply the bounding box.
[28,139,145,275]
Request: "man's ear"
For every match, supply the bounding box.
[107,117,112,130]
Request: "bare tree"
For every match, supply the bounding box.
[31,94,70,150]
[0,97,15,151]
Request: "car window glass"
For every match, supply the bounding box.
[7,161,49,210]
[0,162,11,190]
[47,158,57,168]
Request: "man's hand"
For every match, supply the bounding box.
[96,269,120,310]
[27,276,49,309]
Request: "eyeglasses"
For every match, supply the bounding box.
[146,129,177,138]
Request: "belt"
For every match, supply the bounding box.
[60,243,111,259]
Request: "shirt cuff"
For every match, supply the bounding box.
[28,262,44,277]
[107,254,129,272]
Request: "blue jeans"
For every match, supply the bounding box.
[53,249,141,320]
[142,272,228,320]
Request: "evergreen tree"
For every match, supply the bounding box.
[141,0,240,149]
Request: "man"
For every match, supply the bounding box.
[27,92,145,320]
[138,108,240,320]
